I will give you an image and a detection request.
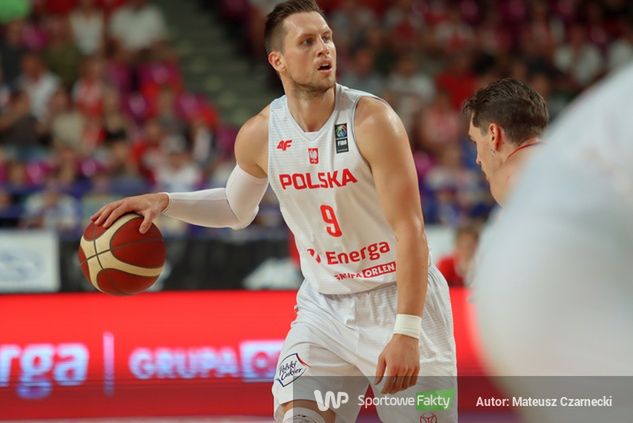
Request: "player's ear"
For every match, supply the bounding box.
[268,51,285,73]
[488,122,502,151]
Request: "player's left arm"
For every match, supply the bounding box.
[355,97,428,394]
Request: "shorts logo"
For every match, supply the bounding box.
[335,123,349,153]
[309,148,319,164]
[420,414,437,423]
[275,353,309,387]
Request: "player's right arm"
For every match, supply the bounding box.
[91,108,270,233]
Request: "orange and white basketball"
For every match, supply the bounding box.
[78,214,165,295]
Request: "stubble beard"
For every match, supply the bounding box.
[293,74,336,99]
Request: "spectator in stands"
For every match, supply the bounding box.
[0,187,21,228]
[437,222,480,288]
[0,71,10,110]
[21,175,80,233]
[40,87,84,150]
[48,144,89,197]
[152,85,185,134]
[339,46,384,96]
[413,89,462,157]
[608,19,633,71]
[108,0,167,58]
[17,53,60,121]
[42,17,82,89]
[554,23,604,88]
[525,0,564,54]
[189,115,217,170]
[329,0,377,54]
[69,0,105,56]
[0,90,40,156]
[0,20,28,87]
[434,9,474,51]
[73,55,106,118]
[246,0,285,58]
[435,53,476,110]
[425,143,486,221]
[132,118,166,183]
[154,134,202,192]
[102,130,146,195]
[21,0,51,52]
[101,86,131,145]
[384,53,435,133]
[384,0,425,52]
[80,169,118,226]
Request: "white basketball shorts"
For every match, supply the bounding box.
[272,266,457,422]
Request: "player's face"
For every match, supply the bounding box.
[278,12,336,92]
[468,119,496,181]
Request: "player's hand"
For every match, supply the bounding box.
[91,193,169,234]
[374,334,420,395]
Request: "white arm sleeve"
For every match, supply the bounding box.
[162,165,269,230]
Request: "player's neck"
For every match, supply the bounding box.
[505,138,541,162]
[286,85,336,132]
[493,138,541,205]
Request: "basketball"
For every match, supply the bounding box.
[78,213,166,295]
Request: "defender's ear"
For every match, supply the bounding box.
[488,122,503,151]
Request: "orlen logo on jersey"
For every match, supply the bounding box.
[325,241,391,265]
[279,169,357,190]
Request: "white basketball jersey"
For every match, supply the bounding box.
[268,84,401,294]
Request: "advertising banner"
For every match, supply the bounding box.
[0,230,60,293]
[0,289,484,419]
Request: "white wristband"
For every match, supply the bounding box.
[393,314,422,339]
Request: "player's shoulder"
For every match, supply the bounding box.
[235,106,270,177]
[354,96,399,129]
[236,105,270,150]
[354,96,404,137]
[239,105,270,139]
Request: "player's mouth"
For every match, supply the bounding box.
[317,62,333,74]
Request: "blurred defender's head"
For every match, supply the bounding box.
[265,0,336,94]
[463,78,548,181]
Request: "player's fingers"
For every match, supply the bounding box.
[139,212,154,234]
[374,355,386,385]
[406,367,419,390]
[392,373,407,394]
[381,365,396,394]
[103,203,128,228]
[401,368,417,392]
[93,201,120,225]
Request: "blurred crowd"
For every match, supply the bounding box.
[0,0,224,236]
[220,0,633,226]
[1,0,633,237]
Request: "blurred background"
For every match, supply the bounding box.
[0,0,631,421]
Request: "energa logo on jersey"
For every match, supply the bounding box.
[314,390,349,411]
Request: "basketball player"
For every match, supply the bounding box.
[473,64,633,422]
[462,78,549,205]
[92,1,457,422]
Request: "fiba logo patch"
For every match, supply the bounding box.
[309,148,319,164]
[335,123,349,153]
[420,413,437,423]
